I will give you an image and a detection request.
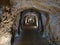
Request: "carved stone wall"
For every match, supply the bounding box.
[0,0,60,45]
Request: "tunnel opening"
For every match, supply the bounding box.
[18,9,44,35]
[13,9,50,45]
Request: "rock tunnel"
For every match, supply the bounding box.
[0,0,60,45]
[13,8,50,45]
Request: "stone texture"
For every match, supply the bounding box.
[0,0,60,45]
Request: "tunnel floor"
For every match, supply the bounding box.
[13,30,50,45]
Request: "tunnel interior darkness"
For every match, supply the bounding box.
[13,9,50,45]
[18,9,44,35]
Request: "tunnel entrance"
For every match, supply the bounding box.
[13,9,49,45]
[18,9,43,33]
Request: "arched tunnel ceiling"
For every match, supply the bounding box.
[0,0,60,45]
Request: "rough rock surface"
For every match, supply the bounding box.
[0,0,60,45]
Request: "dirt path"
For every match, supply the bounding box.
[13,30,50,45]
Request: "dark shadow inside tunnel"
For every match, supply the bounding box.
[18,9,44,34]
[12,9,50,45]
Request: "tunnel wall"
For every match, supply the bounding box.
[0,0,60,45]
